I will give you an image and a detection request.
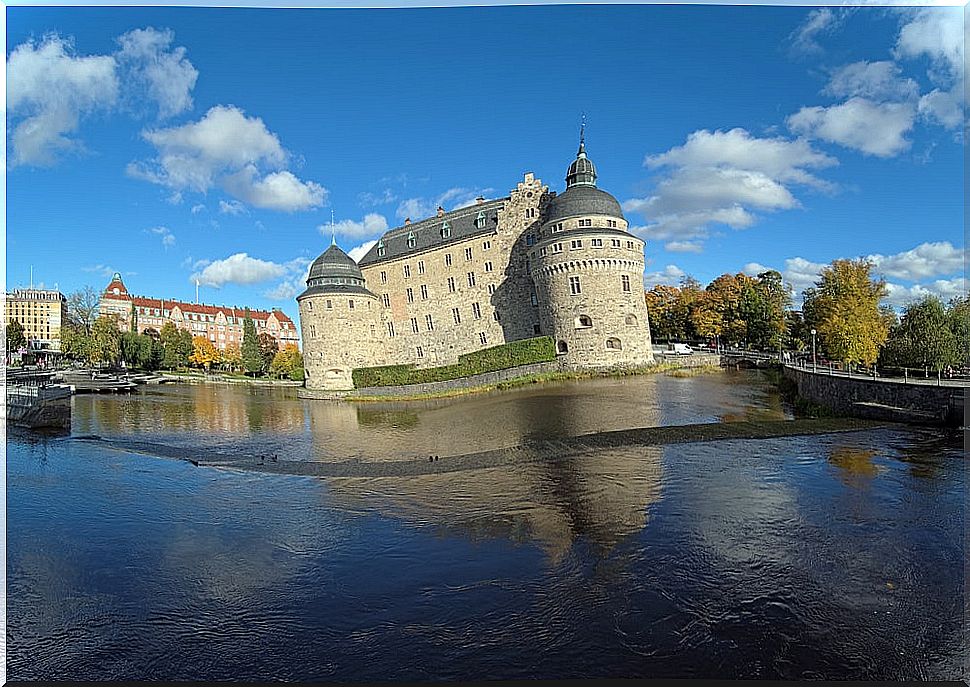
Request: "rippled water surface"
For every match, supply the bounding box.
[7,372,967,681]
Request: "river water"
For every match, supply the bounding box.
[7,371,967,681]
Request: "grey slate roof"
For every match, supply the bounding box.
[308,244,364,281]
[357,198,507,267]
[545,184,624,224]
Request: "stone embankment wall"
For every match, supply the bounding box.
[655,352,720,368]
[336,360,564,398]
[782,365,965,426]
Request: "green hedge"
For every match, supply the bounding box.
[352,336,555,388]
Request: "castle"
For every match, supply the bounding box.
[297,139,654,391]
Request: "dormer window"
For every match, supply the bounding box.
[441,221,451,238]
[407,231,416,248]
[377,239,385,256]
[475,212,486,229]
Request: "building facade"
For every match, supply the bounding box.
[4,288,69,351]
[298,141,654,391]
[99,274,299,351]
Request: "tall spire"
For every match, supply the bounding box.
[578,112,586,156]
[566,114,597,188]
[330,208,336,246]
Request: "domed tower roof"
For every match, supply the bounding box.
[298,244,375,300]
[546,131,624,224]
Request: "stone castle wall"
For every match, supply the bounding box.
[299,292,384,390]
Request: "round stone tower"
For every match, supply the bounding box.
[529,137,654,368]
[297,243,383,391]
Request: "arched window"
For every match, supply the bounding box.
[556,340,569,354]
[575,314,593,329]
[625,314,638,326]
[441,222,451,238]
[407,231,416,248]
[377,239,385,257]
[606,338,622,350]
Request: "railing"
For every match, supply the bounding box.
[785,360,968,387]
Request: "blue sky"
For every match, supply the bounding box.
[6,4,965,323]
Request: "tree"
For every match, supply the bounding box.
[89,316,122,367]
[160,322,191,370]
[220,341,242,372]
[120,331,142,367]
[802,259,889,367]
[269,344,304,381]
[880,295,959,371]
[705,273,750,347]
[947,296,970,367]
[241,310,262,376]
[67,286,101,334]
[189,336,219,371]
[6,319,26,352]
[739,270,790,350]
[644,284,685,343]
[60,323,92,361]
[257,332,279,373]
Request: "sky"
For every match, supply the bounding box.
[5,4,966,327]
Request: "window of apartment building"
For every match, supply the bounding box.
[380,271,387,284]
[622,275,631,292]
[472,302,482,319]
[416,346,424,358]
[445,253,453,267]
[484,261,493,273]
[592,238,603,247]
[425,314,434,331]
[388,322,396,337]
[482,240,491,250]
[465,247,473,261]
[448,277,456,293]
[418,260,425,275]
[479,332,488,345]
[487,284,496,295]
[406,287,414,303]
[420,284,428,300]
[403,264,411,278]
[612,239,621,247]
[382,294,390,307]
[579,218,592,227]
[569,276,581,295]
[411,317,419,333]
[467,272,476,287]
[452,308,461,325]
[570,239,582,249]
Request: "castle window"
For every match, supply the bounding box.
[411,317,419,333]
[533,324,541,335]
[484,261,493,273]
[569,276,582,295]
[445,253,453,267]
[570,239,582,249]
[406,288,414,303]
[579,218,592,227]
[476,213,487,229]
[479,332,488,345]
[553,243,563,254]
[448,277,456,293]
[554,223,564,232]
[349,300,355,309]
[425,314,434,331]
[556,340,568,354]
[418,260,425,275]
[467,272,476,287]
[377,239,385,256]
[388,322,396,337]
[575,314,593,329]
[452,308,461,324]
[488,284,496,295]
[606,337,622,350]
[472,302,482,319]
[416,346,424,358]
[540,247,548,256]
[525,208,536,219]
[592,238,603,247]
[326,299,333,309]
[531,293,538,307]
[608,219,618,228]
[371,324,377,337]
[625,314,638,326]
[403,264,411,278]
[441,222,451,238]
[482,240,491,250]
[526,234,536,246]
[407,232,416,248]
[381,271,387,284]
[492,311,500,322]
[612,239,621,247]
[420,285,428,300]
[307,302,313,311]
[382,294,390,307]
[622,275,631,292]
[627,241,635,249]
[465,247,473,261]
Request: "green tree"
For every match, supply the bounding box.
[257,332,279,373]
[740,270,790,350]
[6,319,26,352]
[90,316,122,367]
[241,310,262,376]
[160,322,191,370]
[802,259,889,367]
[60,323,92,361]
[947,296,970,367]
[269,343,304,381]
[880,295,959,371]
[120,331,142,367]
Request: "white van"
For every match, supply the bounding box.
[670,343,693,356]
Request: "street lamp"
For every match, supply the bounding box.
[810,328,817,370]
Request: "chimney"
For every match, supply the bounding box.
[404,217,411,225]
[476,196,485,205]
[436,206,445,217]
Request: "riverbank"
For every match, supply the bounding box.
[157,371,304,387]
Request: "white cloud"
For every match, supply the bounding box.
[642,264,686,287]
[787,97,916,157]
[190,203,206,214]
[664,241,703,253]
[865,241,965,281]
[624,128,835,245]
[222,166,327,212]
[82,264,120,279]
[823,60,918,101]
[6,34,119,166]
[146,225,175,248]
[348,240,378,263]
[894,7,965,83]
[742,262,773,276]
[358,188,397,207]
[918,88,964,130]
[219,199,247,215]
[884,277,967,309]
[395,187,492,221]
[782,256,827,297]
[319,213,388,240]
[789,8,845,56]
[264,281,301,301]
[190,253,287,287]
[116,27,198,119]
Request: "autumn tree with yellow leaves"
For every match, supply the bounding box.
[189,336,219,371]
